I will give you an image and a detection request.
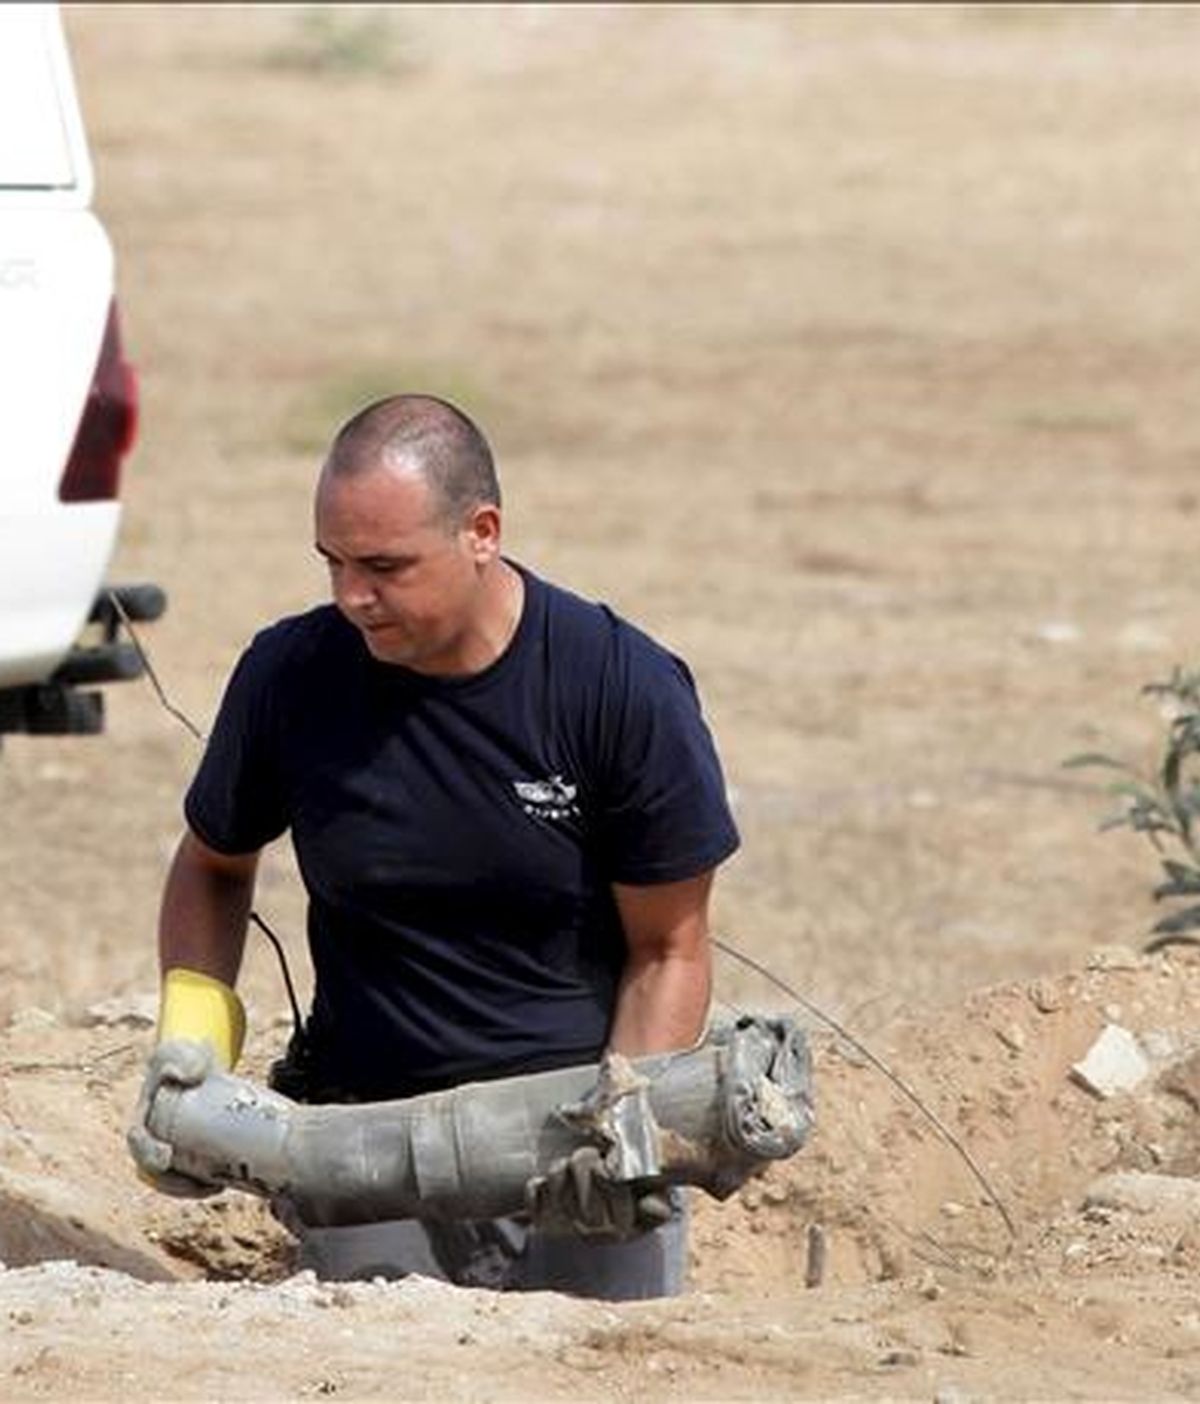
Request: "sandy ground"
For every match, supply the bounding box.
[3,5,1200,1399]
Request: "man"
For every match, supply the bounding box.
[129,394,739,1299]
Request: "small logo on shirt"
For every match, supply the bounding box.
[513,774,581,822]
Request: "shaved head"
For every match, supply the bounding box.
[324,394,500,528]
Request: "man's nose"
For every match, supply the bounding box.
[336,566,378,612]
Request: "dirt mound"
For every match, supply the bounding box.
[693,945,1200,1295]
[1,951,1197,1399]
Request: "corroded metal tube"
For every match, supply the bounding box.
[147,1015,813,1228]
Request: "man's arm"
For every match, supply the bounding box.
[525,870,715,1235]
[158,828,259,984]
[607,870,715,1056]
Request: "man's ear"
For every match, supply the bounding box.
[464,503,501,563]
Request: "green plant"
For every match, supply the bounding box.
[1066,666,1200,943]
[266,8,405,79]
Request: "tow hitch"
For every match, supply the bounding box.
[0,582,166,736]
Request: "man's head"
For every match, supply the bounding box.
[324,394,501,525]
[314,395,510,675]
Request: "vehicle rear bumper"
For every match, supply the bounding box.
[0,500,120,687]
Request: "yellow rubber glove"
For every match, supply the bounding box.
[157,966,246,1070]
[129,969,247,1194]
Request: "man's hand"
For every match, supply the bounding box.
[127,1038,221,1198]
[129,965,247,1196]
[525,1145,674,1240]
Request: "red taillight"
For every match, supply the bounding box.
[58,300,139,503]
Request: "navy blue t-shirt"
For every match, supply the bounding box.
[184,565,739,1100]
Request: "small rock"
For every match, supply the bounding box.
[1140,1030,1178,1061]
[8,1007,58,1031]
[1031,620,1080,645]
[941,1201,966,1219]
[1085,945,1142,972]
[80,994,157,1029]
[1070,1024,1150,1098]
[1172,1228,1200,1267]
[1085,1171,1200,1222]
[1027,978,1062,1014]
[941,1321,972,1357]
[879,1348,920,1368]
[934,1387,971,1404]
[1159,1050,1200,1112]
[995,1023,1026,1052]
[559,1345,607,1372]
[804,1223,827,1289]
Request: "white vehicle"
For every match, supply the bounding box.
[0,4,162,738]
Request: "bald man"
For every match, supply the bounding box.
[130,396,739,1299]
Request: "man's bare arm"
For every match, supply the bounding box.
[607,870,715,1057]
[158,829,259,986]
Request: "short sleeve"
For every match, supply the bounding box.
[596,630,739,884]
[184,639,289,855]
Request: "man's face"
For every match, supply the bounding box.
[314,462,497,674]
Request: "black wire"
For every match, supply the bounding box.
[713,935,1017,1240]
[106,589,205,742]
[248,911,307,1035]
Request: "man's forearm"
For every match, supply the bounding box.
[158,832,256,986]
[609,872,716,1057]
[607,946,712,1057]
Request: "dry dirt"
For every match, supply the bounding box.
[3,5,1200,1399]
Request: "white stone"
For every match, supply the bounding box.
[1070,1024,1150,1098]
[995,1022,1026,1052]
[1085,945,1142,972]
[1139,1030,1178,1061]
[1084,1171,1200,1222]
[79,993,157,1029]
[934,1387,971,1404]
[7,1006,58,1030]
[1031,620,1081,644]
